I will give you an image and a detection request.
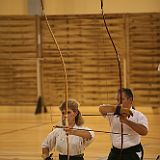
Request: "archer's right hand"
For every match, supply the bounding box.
[42,153,53,160]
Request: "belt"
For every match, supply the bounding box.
[59,154,84,158]
[112,143,142,154]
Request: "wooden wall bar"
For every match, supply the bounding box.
[0,13,159,107]
[41,14,125,106]
[127,13,160,107]
[0,16,37,105]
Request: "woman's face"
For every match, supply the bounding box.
[61,109,77,126]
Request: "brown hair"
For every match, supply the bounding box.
[118,88,133,101]
[59,99,84,126]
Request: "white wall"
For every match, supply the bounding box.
[44,0,160,14]
[0,0,160,15]
[0,0,28,15]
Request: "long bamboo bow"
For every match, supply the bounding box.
[100,0,123,159]
[40,1,70,159]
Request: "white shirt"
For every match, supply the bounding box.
[107,108,148,149]
[41,124,94,156]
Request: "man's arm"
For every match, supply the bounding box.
[99,104,115,116]
[99,104,133,117]
[120,116,148,136]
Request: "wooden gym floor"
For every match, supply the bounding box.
[0,106,159,160]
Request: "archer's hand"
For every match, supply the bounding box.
[64,127,72,135]
[99,104,115,115]
[114,105,133,117]
[45,153,53,160]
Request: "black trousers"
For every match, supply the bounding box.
[59,154,84,160]
[107,144,143,160]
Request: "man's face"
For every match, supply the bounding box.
[115,92,132,108]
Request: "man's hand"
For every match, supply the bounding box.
[121,107,133,117]
[114,105,133,117]
[99,104,115,115]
